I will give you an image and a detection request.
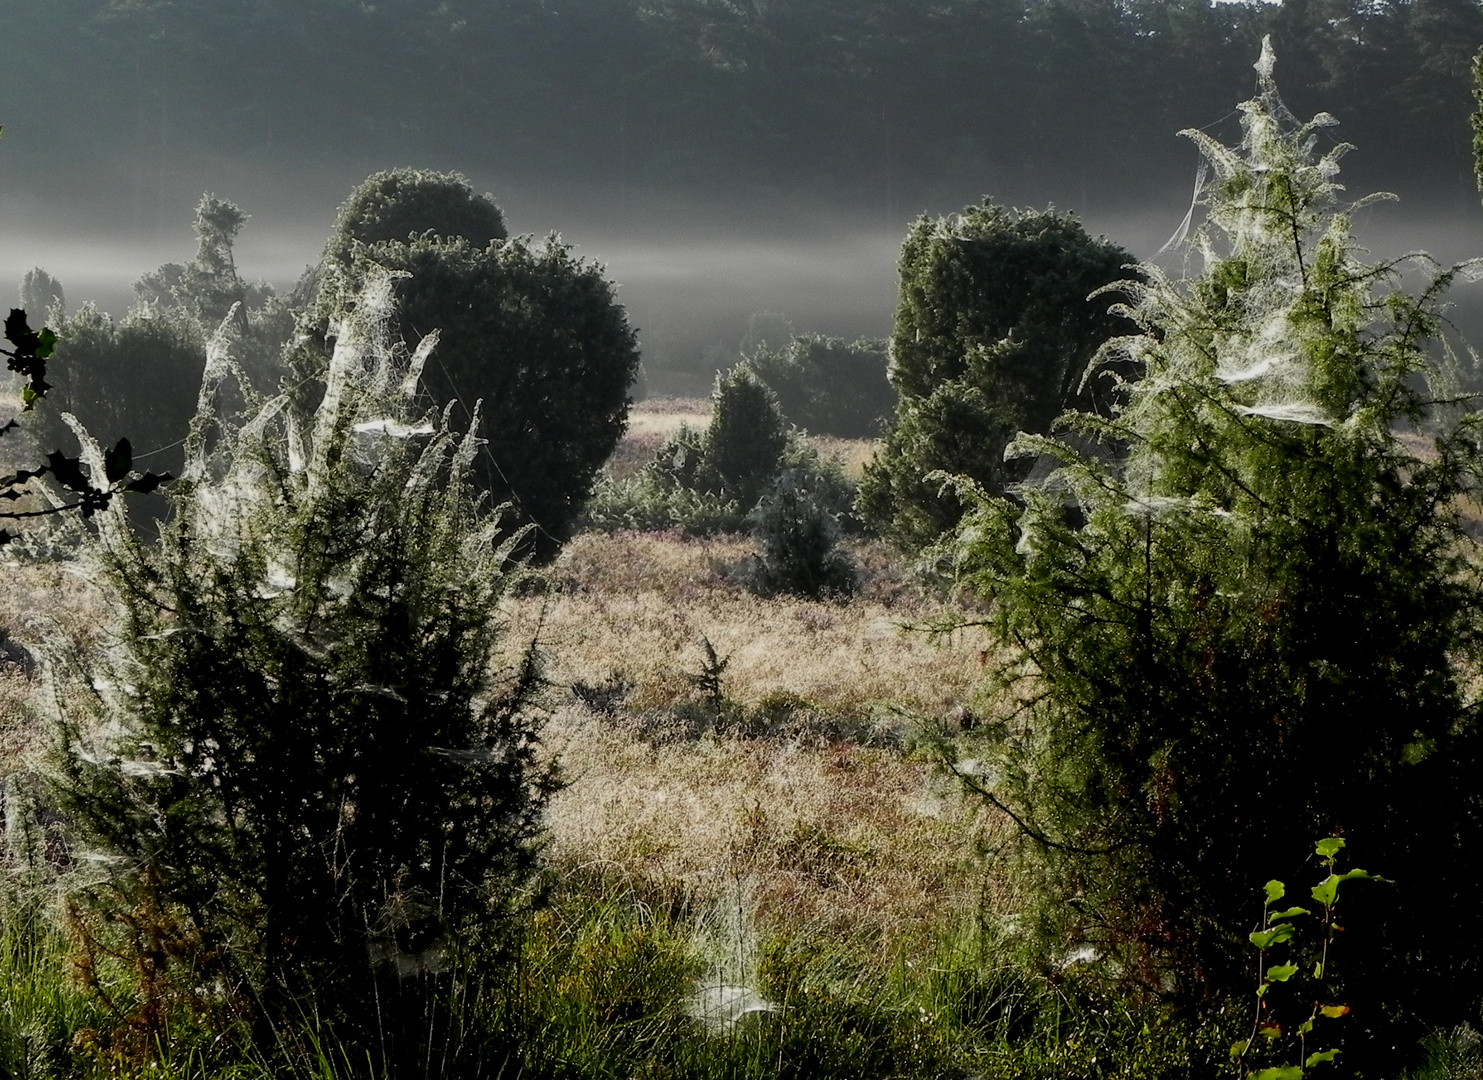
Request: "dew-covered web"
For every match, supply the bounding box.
[1189,35,1350,431]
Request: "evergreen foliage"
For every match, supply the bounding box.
[314,172,639,560]
[1474,45,1483,201]
[745,470,859,599]
[36,303,205,475]
[17,268,64,320]
[51,272,557,1044]
[700,367,790,509]
[133,194,275,329]
[34,195,292,480]
[940,41,1483,1058]
[858,203,1133,550]
[742,334,893,438]
[583,371,858,537]
[319,168,507,273]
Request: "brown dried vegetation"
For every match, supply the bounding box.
[512,514,1002,958]
[0,402,1003,979]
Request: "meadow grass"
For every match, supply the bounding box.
[0,466,1466,1077]
[609,398,712,480]
[521,531,986,722]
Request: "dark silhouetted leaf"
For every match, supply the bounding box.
[45,451,94,495]
[124,471,172,495]
[105,439,133,484]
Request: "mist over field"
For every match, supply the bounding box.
[6,0,1482,386]
[8,5,1483,1076]
[6,165,1483,392]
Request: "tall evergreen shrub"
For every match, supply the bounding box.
[319,168,507,271]
[943,41,1483,1052]
[313,171,639,560]
[700,366,789,508]
[52,272,556,1041]
[37,303,205,474]
[859,202,1132,549]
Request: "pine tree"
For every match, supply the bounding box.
[943,40,1483,1051]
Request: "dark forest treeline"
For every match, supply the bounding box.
[7,0,1480,214]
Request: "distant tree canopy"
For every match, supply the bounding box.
[314,171,639,560]
[320,168,508,271]
[18,267,64,318]
[35,195,291,477]
[741,335,893,439]
[8,0,1480,214]
[859,203,1133,549]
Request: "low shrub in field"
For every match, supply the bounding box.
[583,398,859,538]
[583,467,745,535]
[744,470,860,599]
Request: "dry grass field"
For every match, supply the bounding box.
[524,531,984,719]
[607,396,712,479]
[0,398,1003,989]
[503,393,1002,958]
[0,534,1000,977]
[613,396,880,483]
[514,527,1000,955]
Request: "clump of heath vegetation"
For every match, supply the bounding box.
[585,365,859,554]
[744,469,860,599]
[33,194,294,482]
[49,270,557,1068]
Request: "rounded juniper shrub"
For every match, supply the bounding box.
[702,367,790,510]
[746,470,859,599]
[320,167,507,270]
[313,170,640,561]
